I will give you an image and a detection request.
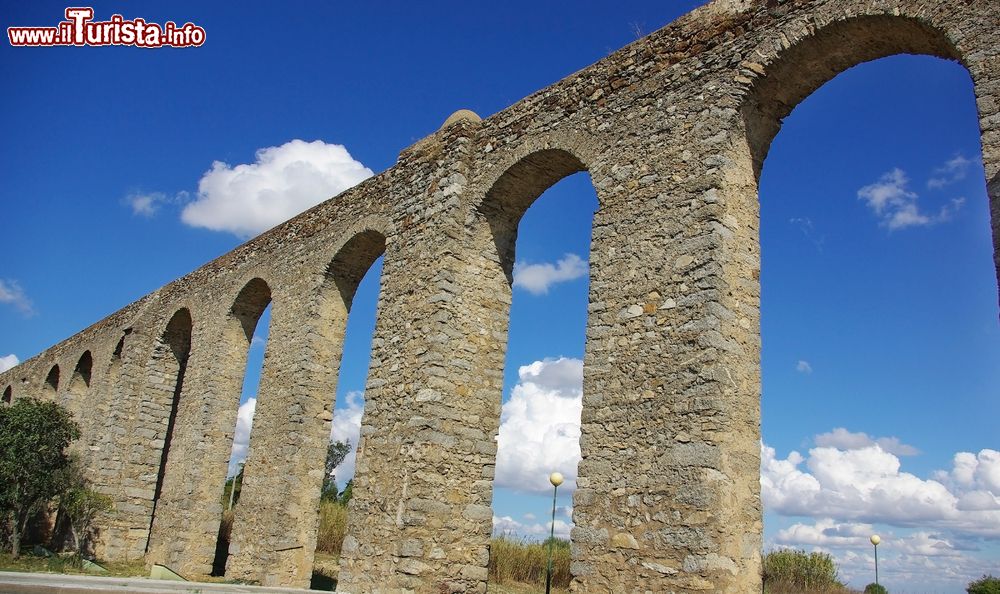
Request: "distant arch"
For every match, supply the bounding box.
[45,364,60,394]
[72,351,93,387]
[2,385,11,404]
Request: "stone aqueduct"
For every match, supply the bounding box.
[2,0,997,591]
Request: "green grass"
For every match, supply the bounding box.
[0,551,146,577]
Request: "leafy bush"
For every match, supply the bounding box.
[864,584,888,594]
[763,549,848,593]
[968,575,1000,594]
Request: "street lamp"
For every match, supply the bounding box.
[870,534,881,587]
[546,472,564,594]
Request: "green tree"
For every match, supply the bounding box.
[321,440,350,502]
[0,398,80,557]
[222,463,245,508]
[339,479,353,505]
[968,575,1000,594]
[864,584,888,594]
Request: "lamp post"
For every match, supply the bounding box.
[870,534,881,587]
[546,472,564,594]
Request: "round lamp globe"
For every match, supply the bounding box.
[870,534,881,546]
[549,472,564,487]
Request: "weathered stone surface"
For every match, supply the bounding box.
[1,0,996,592]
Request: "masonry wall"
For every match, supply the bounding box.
[1,0,996,592]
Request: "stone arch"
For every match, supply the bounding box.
[2,385,11,404]
[64,350,94,429]
[144,307,193,550]
[717,8,998,592]
[208,277,273,574]
[72,351,93,388]
[478,147,589,282]
[44,364,60,395]
[741,14,964,179]
[227,226,388,586]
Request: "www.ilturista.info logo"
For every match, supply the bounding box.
[7,7,205,48]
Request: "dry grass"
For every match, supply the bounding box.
[488,536,570,591]
[315,500,348,555]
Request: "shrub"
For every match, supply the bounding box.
[763,549,847,593]
[968,575,1000,594]
[864,584,888,594]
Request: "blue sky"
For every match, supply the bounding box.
[1,2,998,592]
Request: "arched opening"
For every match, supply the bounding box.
[2,385,11,404]
[310,229,385,588]
[73,351,93,387]
[145,308,192,551]
[44,364,59,394]
[478,149,597,591]
[744,17,999,592]
[213,278,272,576]
[65,351,93,424]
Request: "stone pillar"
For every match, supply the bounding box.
[570,118,761,592]
[338,119,503,594]
[224,277,348,587]
[964,27,1000,304]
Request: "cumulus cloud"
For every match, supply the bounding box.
[0,354,19,373]
[796,360,812,374]
[493,514,572,540]
[494,357,583,494]
[762,441,1000,538]
[857,168,964,230]
[0,279,34,316]
[814,427,919,457]
[329,390,365,489]
[227,397,257,476]
[181,139,373,238]
[513,254,588,295]
[928,154,974,189]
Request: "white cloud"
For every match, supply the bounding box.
[857,168,964,230]
[513,254,588,295]
[494,357,583,494]
[814,427,919,457]
[762,441,1000,538]
[493,514,572,541]
[796,360,812,374]
[329,390,365,489]
[0,279,34,316]
[181,139,373,238]
[227,397,257,476]
[0,354,19,373]
[928,154,974,189]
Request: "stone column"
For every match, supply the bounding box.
[225,278,347,587]
[570,114,762,592]
[338,118,503,594]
